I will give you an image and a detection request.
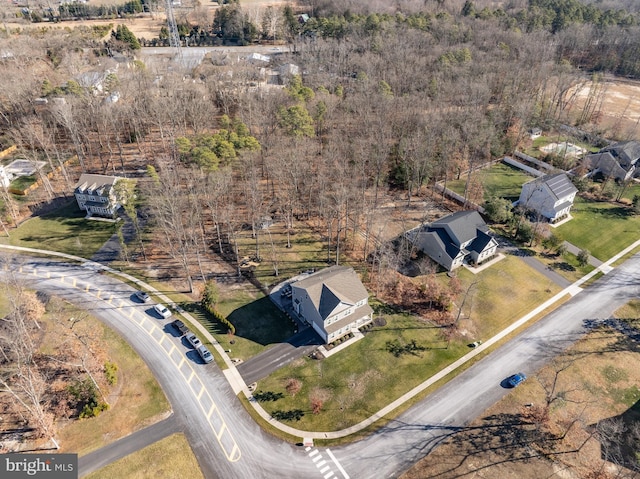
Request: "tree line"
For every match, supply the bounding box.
[0,0,635,289]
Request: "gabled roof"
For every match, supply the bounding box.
[414,229,464,263]
[468,230,497,254]
[602,141,640,169]
[430,210,488,245]
[75,174,120,195]
[526,173,577,200]
[293,266,368,320]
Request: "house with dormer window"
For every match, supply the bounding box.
[408,210,498,272]
[74,174,122,218]
[291,266,373,344]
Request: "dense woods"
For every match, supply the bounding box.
[0,0,638,287]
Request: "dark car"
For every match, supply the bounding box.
[507,373,527,388]
[134,290,151,303]
[171,319,189,336]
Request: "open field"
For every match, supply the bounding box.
[85,433,202,479]
[401,300,640,479]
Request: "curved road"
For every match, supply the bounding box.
[4,248,640,478]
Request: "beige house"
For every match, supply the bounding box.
[74,174,122,218]
[291,266,373,344]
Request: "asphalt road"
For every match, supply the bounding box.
[331,251,640,478]
[4,251,640,478]
[2,256,326,479]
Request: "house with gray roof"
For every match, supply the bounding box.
[291,266,373,344]
[408,211,498,271]
[518,172,577,222]
[583,141,640,181]
[74,173,123,218]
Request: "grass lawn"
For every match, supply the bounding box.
[84,433,203,479]
[9,174,37,192]
[528,249,594,283]
[446,162,532,202]
[55,310,170,455]
[256,255,561,432]
[236,225,329,290]
[454,255,563,339]
[555,196,640,261]
[0,201,118,258]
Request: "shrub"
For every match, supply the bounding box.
[104,361,118,386]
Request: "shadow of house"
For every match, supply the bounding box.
[591,398,640,472]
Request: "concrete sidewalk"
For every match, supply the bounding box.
[3,238,640,444]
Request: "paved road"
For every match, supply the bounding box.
[5,248,640,478]
[331,251,640,478]
[2,256,328,479]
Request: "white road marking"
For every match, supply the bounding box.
[326,449,349,479]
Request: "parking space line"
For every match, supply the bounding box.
[206,404,216,419]
[197,385,205,400]
[215,423,227,440]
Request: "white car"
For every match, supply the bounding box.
[154,304,172,319]
[185,332,202,349]
[196,344,213,363]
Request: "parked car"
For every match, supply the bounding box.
[154,304,172,319]
[185,332,202,349]
[196,344,213,363]
[171,319,189,336]
[507,373,527,388]
[135,290,151,302]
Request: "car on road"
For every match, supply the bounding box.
[134,290,151,302]
[154,304,172,319]
[506,373,526,388]
[172,319,189,336]
[185,332,202,349]
[196,344,213,363]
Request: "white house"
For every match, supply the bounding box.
[291,266,373,344]
[74,174,123,218]
[518,172,578,222]
[0,166,12,188]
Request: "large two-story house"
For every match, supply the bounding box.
[583,141,640,181]
[74,174,122,218]
[408,210,498,271]
[291,266,373,344]
[518,172,578,222]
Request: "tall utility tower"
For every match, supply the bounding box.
[165,0,181,56]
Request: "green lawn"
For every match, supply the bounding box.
[256,254,561,431]
[85,433,203,479]
[0,201,117,258]
[555,196,640,261]
[447,162,532,202]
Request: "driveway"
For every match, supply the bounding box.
[236,328,323,385]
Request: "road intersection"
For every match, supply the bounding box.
[2,239,640,478]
